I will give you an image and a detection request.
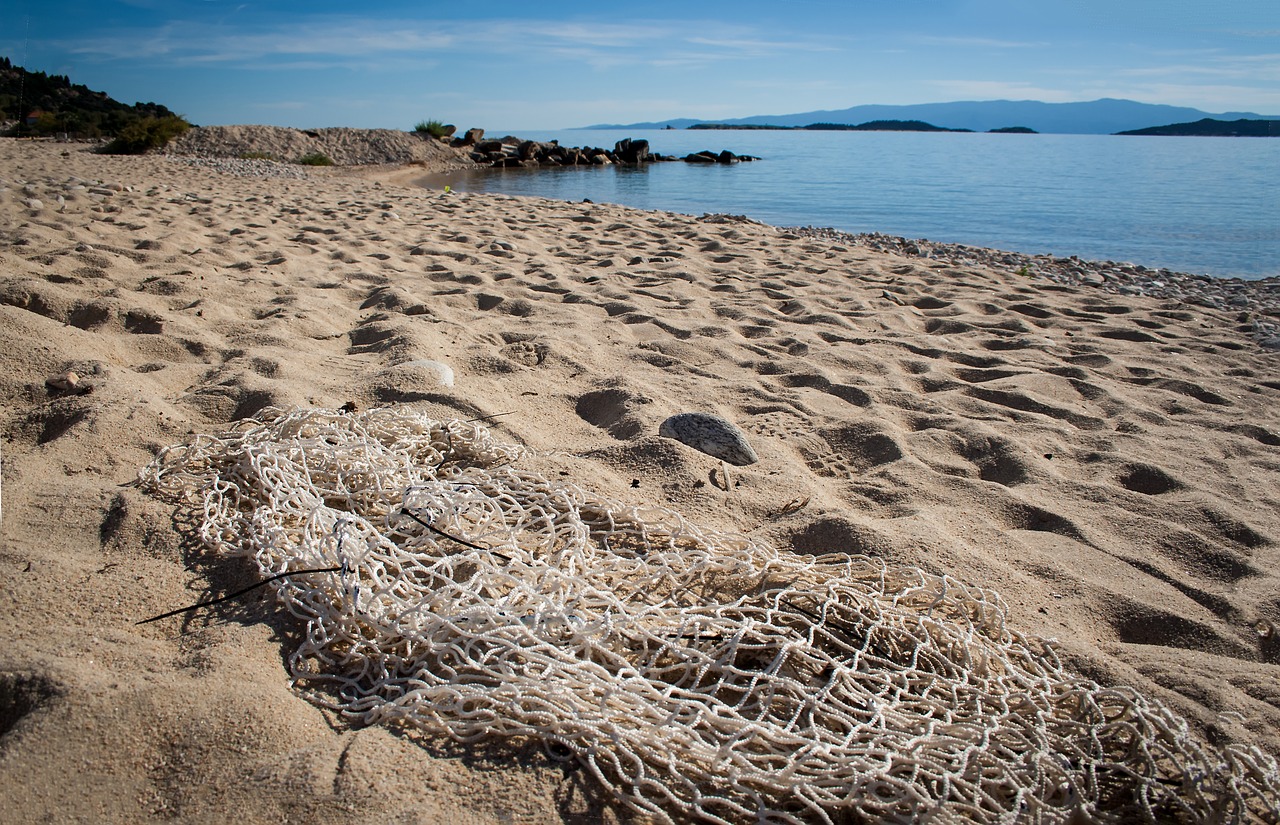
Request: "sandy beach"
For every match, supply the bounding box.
[1,139,1278,822]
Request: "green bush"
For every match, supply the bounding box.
[98,115,191,154]
[295,152,334,166]
[239,151,278,161]
[414,119,452,139]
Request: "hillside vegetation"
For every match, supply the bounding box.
[0,56,185,140]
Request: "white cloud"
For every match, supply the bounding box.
[914,35,1050,49]
[54,15,828,74]
[1117,53,1280,82]
[685,35,832,54]
[1110,82,1280,111]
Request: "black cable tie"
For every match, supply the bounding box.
[136,566,342,625]
[399,509,512,563]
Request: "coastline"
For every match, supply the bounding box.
[2,138,1278,822]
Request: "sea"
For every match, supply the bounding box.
[420,129,1280,280]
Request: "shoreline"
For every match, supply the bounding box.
[177,149,1280,345]
[159,124,1279,286]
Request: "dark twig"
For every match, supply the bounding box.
[136,566,342,625]
[435,412,516,470]
[466,411,515,424]
[399,509,513,563]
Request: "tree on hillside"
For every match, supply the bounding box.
[0,57,188,140]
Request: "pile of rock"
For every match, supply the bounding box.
[454,130,757,168]
[166,125,472,170]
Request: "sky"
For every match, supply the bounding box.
[3,0,1278,131]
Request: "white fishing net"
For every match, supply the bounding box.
[138,406,1280,824]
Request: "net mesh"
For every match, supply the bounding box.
[138,406,1280,824]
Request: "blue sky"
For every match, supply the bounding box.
[4,0,1278,130]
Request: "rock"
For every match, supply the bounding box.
[46,371,84,394]
[383,359,455,388]
[658,413,759,466]
[614,138,650,163]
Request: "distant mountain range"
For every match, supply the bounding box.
[582,98,1280,135]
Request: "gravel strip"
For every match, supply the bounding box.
[164,154,314,180]
[787,226,1280,349]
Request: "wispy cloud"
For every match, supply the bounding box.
[1107,82,1280,111]
[1117,53,1280,81]
[685,35,831,54]
[915,35,1050,49]
[53,15,826,73]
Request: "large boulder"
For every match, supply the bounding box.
[614,138,651,163]
[518,140,548,161]
[455,128,483,147]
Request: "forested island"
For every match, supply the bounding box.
[1116,118,1280,137]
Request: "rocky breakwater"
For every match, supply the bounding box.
[455,130,757,168]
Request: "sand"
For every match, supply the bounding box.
[1,139,1277,823]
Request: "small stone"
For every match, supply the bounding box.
[383,359,454,388]
[659,413,758,466]
[46,371,81,392]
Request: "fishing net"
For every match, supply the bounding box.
[138,406,1280,824]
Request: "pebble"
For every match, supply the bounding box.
[390,359,455,388]
[164,155,312,180]
[45,371,84,393]
[659,413,759,466]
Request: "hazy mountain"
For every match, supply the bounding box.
[582,99,1279,135]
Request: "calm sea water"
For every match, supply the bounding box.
[422,130,1280,280]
